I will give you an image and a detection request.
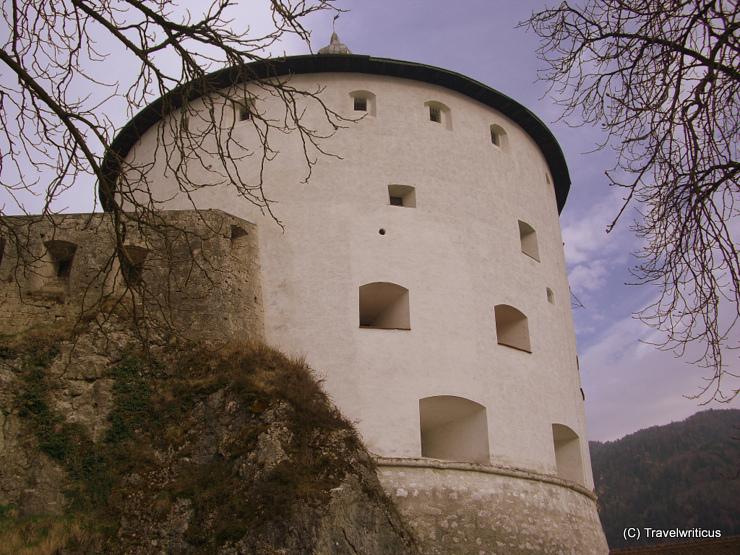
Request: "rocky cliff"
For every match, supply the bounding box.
[0,318,419,554]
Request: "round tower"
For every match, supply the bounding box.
[103,38,608,554]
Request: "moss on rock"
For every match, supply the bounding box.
[0,321,418,554]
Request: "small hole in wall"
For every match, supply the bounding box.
[378,228,386,235]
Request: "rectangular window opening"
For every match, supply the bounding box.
[56,259,72,278]
[354,97,367,112]
[236,101,252,121]
[388,185,416,208]
[429,106,441,123]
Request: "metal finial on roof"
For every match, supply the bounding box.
[318,32,351,55]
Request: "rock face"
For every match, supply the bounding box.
[0,319,419,554]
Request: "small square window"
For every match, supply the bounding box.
[236,101,251,121]
[354,96,367,111]
[388,185,416,208]
[429,106,441,123]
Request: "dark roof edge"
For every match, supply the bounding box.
[100,54,570,212]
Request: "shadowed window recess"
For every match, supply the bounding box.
[388,184,416,208]
[424,100,451,129]
[518,220,539,261]
[350,90,376,116]
[119,245,149,287]
[419,396,490,464]
[359,282,410,330]
[44,240,77,280]
[490,124,507,148]
[493,304,531,352]
[552,424,584,485]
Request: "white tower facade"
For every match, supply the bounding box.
[105,46,608,554]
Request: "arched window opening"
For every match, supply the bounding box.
[419,396,489,464]
[490,124,507,148]
[44,240,77,279]
[552,424,584,485]
[359,282,410,330]
[388,185,416,208]
[518,220,540,261]
[493,304,531,352]
[429,105,441,122]
[120,245,149,287]
[350,90,376,116]
[546,287,555,304]
[424,101,451,130]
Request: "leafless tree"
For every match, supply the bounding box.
[0,0,344,338]
[523,0,739,402]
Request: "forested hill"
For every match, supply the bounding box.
[589,409,740,549]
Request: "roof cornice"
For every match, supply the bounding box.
[100,54,570,212]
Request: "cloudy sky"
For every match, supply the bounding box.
[300,0,738,442]
[2,0,736,441]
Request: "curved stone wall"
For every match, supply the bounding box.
[377,458,609,554]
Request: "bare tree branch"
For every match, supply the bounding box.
[523,0,739,402]
[0,0,344,341]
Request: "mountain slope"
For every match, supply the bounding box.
[590,409,740,549]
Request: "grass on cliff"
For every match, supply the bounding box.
[153,344,365,547]
[0,508,99,555]
[3,326,371,551]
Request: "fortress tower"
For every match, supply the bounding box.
[98,37,608,554]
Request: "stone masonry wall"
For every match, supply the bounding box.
[377,458,609,555]
[0,210,263,342]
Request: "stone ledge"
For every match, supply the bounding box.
[373,456,597,501]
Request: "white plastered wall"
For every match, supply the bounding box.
[121,71,595,488]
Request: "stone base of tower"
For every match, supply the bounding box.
[376,458,608,555]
